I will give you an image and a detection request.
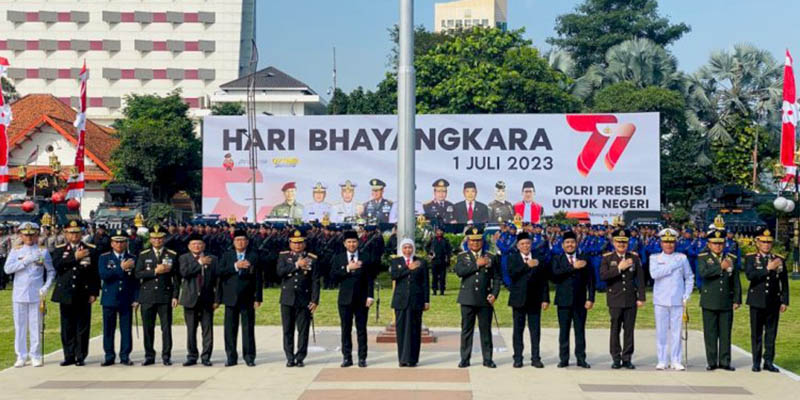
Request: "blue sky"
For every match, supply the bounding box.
[257,1,800,99]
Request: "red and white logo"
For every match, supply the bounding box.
[566,115,637,176]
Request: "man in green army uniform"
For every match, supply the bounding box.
[270,182,304,221]
[697,220,741,371]
[744,227,789,373]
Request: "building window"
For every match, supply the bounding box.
[482,19,489,26]
[455,20,462,28]
[447,19,454,27]
[465,19,472,28]
[441,19,446,28]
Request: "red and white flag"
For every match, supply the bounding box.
[0,56,12,192]
[781,50,798,183]
[66,61,88,199]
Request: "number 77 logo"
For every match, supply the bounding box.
[566,115,637,177]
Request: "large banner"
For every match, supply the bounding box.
[202,113,660,224]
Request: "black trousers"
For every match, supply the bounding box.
[184,305,214,362]
[557,305,587,363]
[460,305,493,363]
[281,304,311,362]
[702,308,733,367]
[750,306,781,366]
[102,305,132,362]
[512,307,541,362]
[140,303,173,361]
[396,308,423,365]
[59,302,92,362]
[338,303,368,361]
[431,263,447,294]
[224,304,256,363]
[609,306,637,362]
[0,256,8,289]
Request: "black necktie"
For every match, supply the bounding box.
[350,254,355,262]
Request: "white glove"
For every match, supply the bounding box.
[24,255,39,266]
[39,288,47,297]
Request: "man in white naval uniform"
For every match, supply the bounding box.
[330,180,359,223]
[649,228,694,370]
[304,182,332,222]
[3,222,55,367]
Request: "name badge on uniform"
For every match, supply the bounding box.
[145,259,152,270]
[107,260,115,269]
[610,261,618,267]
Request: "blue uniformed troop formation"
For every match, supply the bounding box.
[1,215,789,373]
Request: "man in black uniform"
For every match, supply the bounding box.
[745,227,789,372]
[426,225,452,295]
[361,179,393,224]
[51,220,99,366]
[455,227,501,368]
[277,230,320,367]
[178,233,219,367]
[600,228,645,369]
[331,230,375,368]
[423,179,456,224]
[218,229,262,367]
[550,230,594,368]
[508,231,549,368]
[135,224,179,365]
[91,224,111,255]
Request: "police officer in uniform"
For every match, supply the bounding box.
[98,230,138,366]
[135,224,180,366]
[600,228,645,369]
[426,225,452,295]
[744,227,789,373]
[456,227,501,368]
[51,220,99,366]
[508,231,549,368]
[488,181,515,223]
[362,179,393,224]
[423,179,456,224]
[277,230,320,368]
[697,225,741,371]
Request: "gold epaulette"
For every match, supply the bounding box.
[603,252,612,256]
[56,243,66,248]
[308,253,317,259]
[423,200,433,206]
[630,251,639,256]
[776,254,786,260]
[280,250,290,254]
[84,243,96,249]
[140,249,152,254]
[166,249,177,255]
[101,252,111,256]
[13,244,22,249]
[699,252,708,256]
[746,252,756,257]
[391,254,402,258]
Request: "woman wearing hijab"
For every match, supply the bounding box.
[391,238,430,367]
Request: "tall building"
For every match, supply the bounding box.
[434,0,507,33]
[0,0,256,125]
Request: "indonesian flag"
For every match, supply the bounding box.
[0,56,12,192]
[66,61,88,199]
[782,50,798,183]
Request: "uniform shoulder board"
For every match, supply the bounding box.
[698,252,708,256]
[776,254,786,260]
[85,243,96,249]
[56,243,66,248]
[391,254,402,259]
[603,252,613,256]
[38,245,46,250]
[280,250,290,254]
[307,253,317,259]
[140,249,152,255]
[745,252,756,257]
[630,251,639,256]
[167,249,177,255]
[423,200,432,206]
[13,244,23,250]
[101,251,111,256]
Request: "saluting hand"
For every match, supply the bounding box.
[767,258,782,271]
[409,260,420,270]
[527,258,538,268]
[75,248,90,260]
[721,258,732,271]
[573,259,587,269]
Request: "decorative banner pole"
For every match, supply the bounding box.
[0,56,12,192]
[66,61,88,203]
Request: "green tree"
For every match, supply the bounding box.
[211,102,245,116]
[548,0,690,73]
[387,24,450,69]
[1,77,19,104]
[110,91,201,203]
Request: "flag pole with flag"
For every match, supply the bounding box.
[66,61,87,200]
[781,50,798,184]
[0,56,12,192]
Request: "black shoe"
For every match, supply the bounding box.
[341,359,353,368]
[483,360,496,369]
[752,365,761,372]
[295,360,304,368]
[142,359,155,366]
[513,360,523,368]
[183,360,197,367]
[225,360,237,367]
[720,365,735,371]
[458,360,470,368]
[75,360,85,367]
[706,365,717,371]
[286,360,296,368]
[532,360,544,368]
[101,360,114,367]
[202,360,213,367]
[246,361,255,367]
[358,360,367,368]
[622,361,635,370]
[557,361,569,368]
[399,362,409,367]
[577,360,591,369]
[408,363,417,368]
[120,360,134,366]
[763,363,780,373]
[162,359,172,366]
[60,359,76,367]
[611,360,622,369]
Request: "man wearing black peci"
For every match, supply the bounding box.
[178,233,219,367]
[218,229,262,367]
[508,231,549,368]
[550,230,594,368]
[277,229,321,368]
[51,220,100,367]
[331,230,375,368]
[135,224,180,366]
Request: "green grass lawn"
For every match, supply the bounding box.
[2,272,798,372]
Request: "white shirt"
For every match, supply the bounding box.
[3,244,55,303]
[649,251,694,306]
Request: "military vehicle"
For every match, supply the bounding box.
[691,184,766,234]
[92,183,152,229]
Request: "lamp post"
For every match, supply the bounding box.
[773,150,800,280]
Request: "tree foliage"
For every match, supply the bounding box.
[548,0,690,73]
[211,102,245,116]
[1,77,18,104]
[110,91,201,203]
